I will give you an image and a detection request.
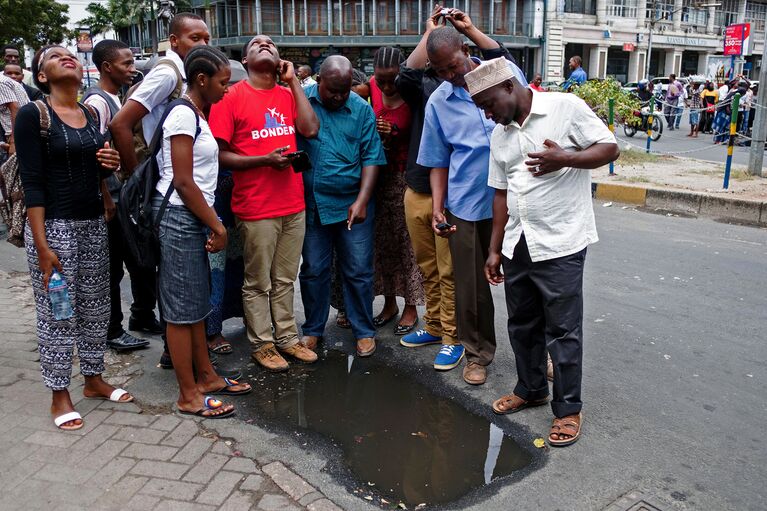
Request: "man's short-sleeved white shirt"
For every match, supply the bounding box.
[83,91,121,134]
[156,104,219,207]
[487,90,616,262]
[129,49,187,143]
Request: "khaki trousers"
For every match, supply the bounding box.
[238,211,305,352]
[403,188,457,344]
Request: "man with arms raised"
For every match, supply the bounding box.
[467,57,619,446]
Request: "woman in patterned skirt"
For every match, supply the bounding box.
[370,47,425,335]
[16,45,130,431]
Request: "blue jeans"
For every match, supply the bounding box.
[299,204,375,340]
[674,106,683,129]
[739,110,750,134]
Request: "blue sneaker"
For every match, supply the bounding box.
[434,344,465,370]
[400,329,442,347]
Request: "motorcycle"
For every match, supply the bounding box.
[623,106,663,141]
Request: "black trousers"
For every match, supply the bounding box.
[502,235,586,418]
[446,212,496,365]
[107,213,157,339]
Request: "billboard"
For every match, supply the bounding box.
[76,28,93,53]
[724,23,752,57]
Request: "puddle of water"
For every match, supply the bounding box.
[238,350,532,507]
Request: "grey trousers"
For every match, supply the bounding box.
[502,235,586,418]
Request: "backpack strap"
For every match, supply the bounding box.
[154,59,184,101]
[82,86,120,118]
[32,100,50,138]
[152,99,201,230]
[81,103,100,128]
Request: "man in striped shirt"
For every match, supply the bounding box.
[0,72,29,158]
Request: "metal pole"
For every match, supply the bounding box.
[723,93,741,189]
[748,33,767,176]
[608,98,616,175]
[646,96,656,153]
[646,21,653,79]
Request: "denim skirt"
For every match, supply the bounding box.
[153,196,211,324]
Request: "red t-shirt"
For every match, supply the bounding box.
[209,81,304,221]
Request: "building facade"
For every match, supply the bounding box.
[544,0,767,83]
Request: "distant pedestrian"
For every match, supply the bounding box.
[2,45,35,88]
[3,63,43,101]
[664,74,683,130]
[297,64,316,88]
[529,73,545,92]
[562,56,586,91]
[687,81,702,138]
[466,57,619,446]
[16,45,129,431]
[701,82,718,134]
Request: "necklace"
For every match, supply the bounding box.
[182,93,206,120]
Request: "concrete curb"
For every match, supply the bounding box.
[592,182,767,226]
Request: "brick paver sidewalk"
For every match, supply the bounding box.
[0,270,341,511]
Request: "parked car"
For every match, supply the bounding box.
[622,81,638,93]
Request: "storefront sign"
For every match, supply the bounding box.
[623,43,635,52]
[76,28,93,53]
[652,35,718,48]
[724,23,751,56]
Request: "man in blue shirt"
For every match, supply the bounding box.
[417,26,527,386]
[298,56,387,358]
[562,56,587,91]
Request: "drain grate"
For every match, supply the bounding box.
[604,491,670,511]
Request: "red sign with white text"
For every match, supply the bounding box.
[724,23,751,56]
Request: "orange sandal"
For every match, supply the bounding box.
[492,393,549,415]
[549,412,582,447]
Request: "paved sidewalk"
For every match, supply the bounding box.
[0,269,342,511]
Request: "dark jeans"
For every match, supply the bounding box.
[446,212,496,365]
[107,213,157,339]
[299,205,375,340]
[502,236,586,418]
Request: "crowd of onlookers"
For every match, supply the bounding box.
[0,5,623,447]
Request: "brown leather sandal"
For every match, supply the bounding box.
[549,412,583,447]
[491,393,549,415]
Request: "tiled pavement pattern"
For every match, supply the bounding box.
[0,270,342,511]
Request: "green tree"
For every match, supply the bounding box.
[77,2,114,37]
[0,0,71,49]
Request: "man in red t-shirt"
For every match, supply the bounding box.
[209,35,319,372]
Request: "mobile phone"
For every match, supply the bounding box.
[436,222,454,231]
[288,150,312,173]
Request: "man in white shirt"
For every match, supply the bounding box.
[296,65,316,88]
[0,72,28,157]
[111,12,210,173]
[465,58,619,447]
[83,39,153,353]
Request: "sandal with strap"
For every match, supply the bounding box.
[492,393,549,415]
[549,412,583,447]
[54,411,83,431]
[207,334,233,355]
[178,396,235,419]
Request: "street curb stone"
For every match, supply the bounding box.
[592,181,767,225]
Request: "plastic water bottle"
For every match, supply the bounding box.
[48,270,73,320]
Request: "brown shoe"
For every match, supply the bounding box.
[356,337,376,357]
[463,362,487,385]
[301,335,321,351]
[252,346,289,372]
[280,343,318,363]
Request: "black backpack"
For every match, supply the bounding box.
[118,98,200,270]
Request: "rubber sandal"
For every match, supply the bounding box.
[549,412,583,447]
[207,334,233,355]
[85,388,134,402]
[394,318,418,336]
[54,411,83,431]
[373,308,399,328]
[178,396,235,419]
[492,393,549,415]
[209,378,252,396]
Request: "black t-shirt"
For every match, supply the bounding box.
[16,101,108,220]
[395,44,521,194]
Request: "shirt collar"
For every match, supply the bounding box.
[166,49,186,80]
[505,89,549,131]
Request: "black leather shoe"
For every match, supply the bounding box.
[129,315,163,335]
[107,332,150,352]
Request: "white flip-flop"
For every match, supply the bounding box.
[85,388,134,403]
[54,411,83,431]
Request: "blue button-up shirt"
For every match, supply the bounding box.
[416,58,527,222]
[298,85,387,226]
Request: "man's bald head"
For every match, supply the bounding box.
[318,56,353,111]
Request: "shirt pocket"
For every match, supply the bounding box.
[330,124,361,166]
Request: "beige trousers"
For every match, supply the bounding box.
[403,188,458,344]
[238,211,305,352]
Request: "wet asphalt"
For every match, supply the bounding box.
[5,202,763,510]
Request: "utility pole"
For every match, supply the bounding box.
[747,33,767,176]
